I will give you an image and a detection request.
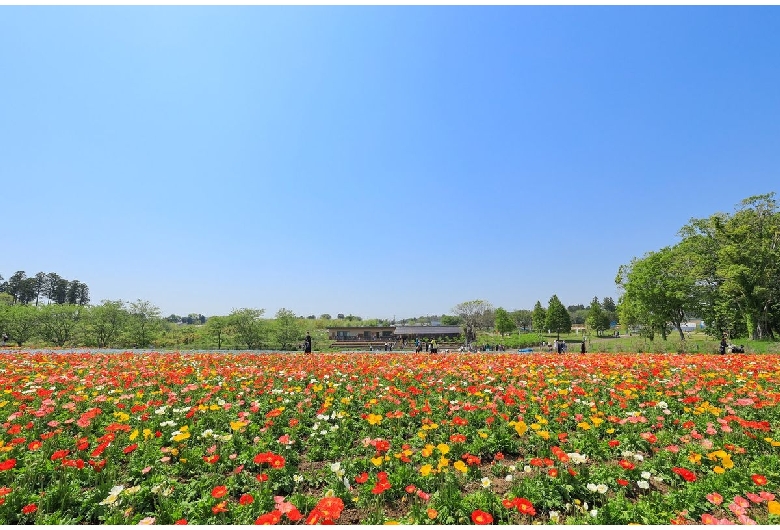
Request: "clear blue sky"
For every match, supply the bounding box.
[2,6,779,320]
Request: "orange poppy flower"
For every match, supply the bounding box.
[211,485,228,499]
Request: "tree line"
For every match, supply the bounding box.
[616,193,780,341]
[0,299,320,351]
[452,295,616,343]
[0,271,90,306]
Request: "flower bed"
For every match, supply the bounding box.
[0,351,778,524]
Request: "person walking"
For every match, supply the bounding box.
[303,332,312,354]
[580,341,586,354]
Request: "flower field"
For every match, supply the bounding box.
[0,351,779,525]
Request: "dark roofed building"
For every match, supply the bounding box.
[393,326,462,339]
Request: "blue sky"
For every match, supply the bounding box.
[2,7,779,320]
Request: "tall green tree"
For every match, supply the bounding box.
[229,308,267,350]
[205,315,230,350]
[511,309,533,331]
[0,304,39,346]
[709,194,780,339]
[6,271,26,304]
[493,307,516,336]
[39,304,82,346]
[274,308,302,350]
[616,245,699,340]
[84,300,128,347]
[586,296,610,336]
[532,301,546,334]
[127,299,161,347]
[545,295,571,339]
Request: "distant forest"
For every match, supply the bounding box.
[0,271,89,306]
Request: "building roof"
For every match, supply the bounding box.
[393,325,462,336]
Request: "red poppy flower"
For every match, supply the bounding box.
[515,498,536,516]
[50,449,70,461]
[123,443,138,454]
[752,474,768,486]
[211,485,228,499]
[0,459,16,471]
[672,467,697,482]
[212,501,228,514]
[471,509,493,525]
[619,460,635,470]
[355,472,368,484]
[617,478,629,486]
[286,508,303,521]
[306,497,344,524]
[239,493,254,505]
[269,454,285,469]
[203,454,219,465]
[28,440,42,451]
[254,510,281,525]
[21,503,37,514]
[174,519,188,525]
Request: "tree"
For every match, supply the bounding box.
[453,300,493,344]
[17,277,37,305]
[440,314,462,326]
[510,310,533,331]
[494,307,516,336]
[0,304,39,346]
[602,297,617,313]
[127,299,162,347]
[33,272,46,306]
[708,194,780,339]
[545,295,572,339]
[52,278,69,304]
[320,314,332,320]
[66,280,90,305]
[84,300,128,347]
[532,301,546,334]
[205,316,230,350]
[229,308,266,350]
[586,297,610,336]
[616,245,697,340]
[44,273,61,304]
[6,271,26,304]
[39,304,81,346]
[274,308,302,350]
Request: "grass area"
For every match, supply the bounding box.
[475,330,780,355]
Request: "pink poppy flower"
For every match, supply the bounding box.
[737,514,756,525]
[746,493,763,504]
[734,495,750,508]
[706,493,723,505]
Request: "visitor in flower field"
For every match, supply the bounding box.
[581,341,586,354]
[720,336,727,355]
[1,332,7,346]
[303,332,312,353]
[430,339,437,353]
